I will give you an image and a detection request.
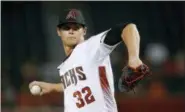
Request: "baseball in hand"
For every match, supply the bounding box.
[30,85,41,95]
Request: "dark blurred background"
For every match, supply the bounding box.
[1,1,185,112]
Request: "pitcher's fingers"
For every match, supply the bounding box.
[39,89,45,96]
[29,81,40,89]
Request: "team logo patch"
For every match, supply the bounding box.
[66,9,79,20]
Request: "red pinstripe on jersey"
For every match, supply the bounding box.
[99,66,116,111]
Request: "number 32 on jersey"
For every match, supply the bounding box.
[73,66,108,108]
[73,86,95,108]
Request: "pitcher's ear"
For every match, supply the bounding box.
[83,27,87,35]
[57,27,61,36]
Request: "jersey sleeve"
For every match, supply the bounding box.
[84,29,121,61]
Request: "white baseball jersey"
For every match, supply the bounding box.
[57,30,120,112]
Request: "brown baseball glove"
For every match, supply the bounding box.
[118,64,151,92]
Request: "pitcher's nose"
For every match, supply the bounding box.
[68,28,74,34]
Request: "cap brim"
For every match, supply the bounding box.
[57,22,85,27]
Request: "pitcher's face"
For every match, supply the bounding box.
[57,23,86,47]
